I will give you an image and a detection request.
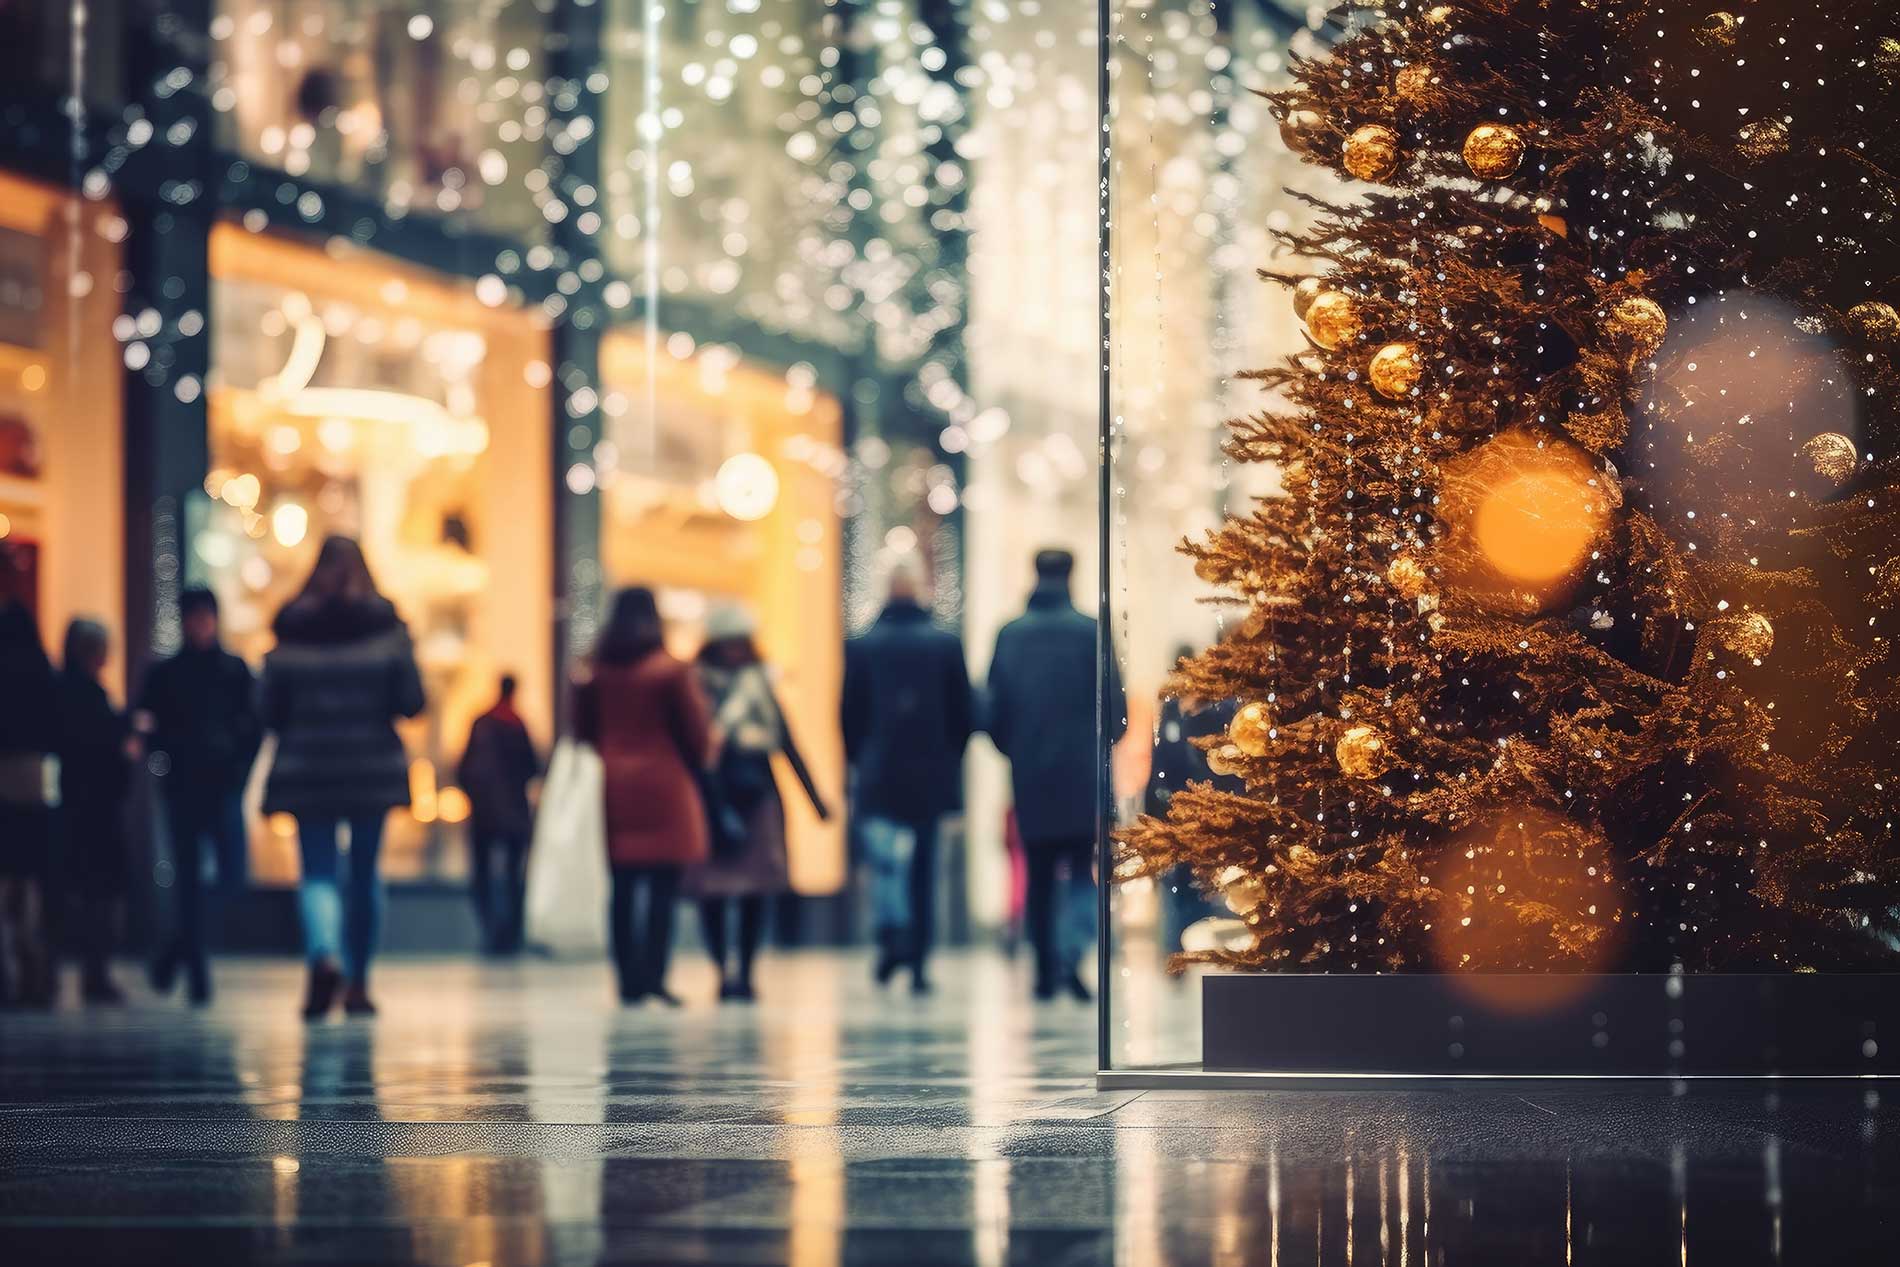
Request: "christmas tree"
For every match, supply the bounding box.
[1118,1,1900,973]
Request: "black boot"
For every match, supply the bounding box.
[873,928,904,986]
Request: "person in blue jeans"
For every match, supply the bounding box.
[139,587,262,1005]
[260,537,424,1020]
[842,559,973,993]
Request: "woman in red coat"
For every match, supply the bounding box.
[575,587,713,1005]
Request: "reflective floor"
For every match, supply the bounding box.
[0,951,1895,1265]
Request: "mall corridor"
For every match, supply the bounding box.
[0,952,1895,1265]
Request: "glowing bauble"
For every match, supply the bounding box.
[1291,276,1325,321]
[1394,64,1434,103]
[1606,296,1668,359]
[1800,432,1858,490]
[1206,744,1245,777]
[1386,554,1431,600]
[1716,611,1775,660]
[1696,12,1739,48]
[1342,124,1402,183]
[1441,431,1610,606]
[1223,875,1268,914]
[1462,124,1525,180]
[1229,701,1274,758]
[1846,301,1900,345]
[1877,37,1900,89]
[1305,291,1363,351]
[1335,726,1389,780]
[1368,342,1422,399]
[714,452,780,521]
[1735,117,1789,162]
[1278,109,1326,156]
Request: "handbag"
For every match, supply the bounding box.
[523,737,609,958]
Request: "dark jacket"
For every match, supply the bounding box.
[260,597,425,819]
[56,669,131,828]
[986,578,1126,845]
[457,704,541,839]
[841,599,973,820]
[1143,694,1239,819]
[137,644,262,801]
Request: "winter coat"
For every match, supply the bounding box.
[0,601,56,874]
[137,644,262,804]
[457,704,541,839]
[260,597,425,819]
[575,650,714,868]
[841,599,974,820]
[55,668,131,888]
[687,661,827,898]
[1143,694,1239,819]
[985,578,1127,846]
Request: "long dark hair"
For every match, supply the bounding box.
[292,535,384,609]
[597,587,665,666]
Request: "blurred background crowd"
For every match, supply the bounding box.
[0,0,1331,1039]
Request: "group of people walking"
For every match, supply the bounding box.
[0,530,1115,1014]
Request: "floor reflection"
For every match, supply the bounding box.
[0,954,1894,1264]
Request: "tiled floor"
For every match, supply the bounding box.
[0,951,1895,1264]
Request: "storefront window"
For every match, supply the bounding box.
[207,0,551,241]
[0,172,126,689]
[599,328,847,896]
[206,223,552,885]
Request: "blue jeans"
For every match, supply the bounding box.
[160,790,249,991]
[296,814,386,986]
[1026,836,1096,988]
[861,814,939,956]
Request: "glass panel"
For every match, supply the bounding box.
[205,225,552,884]
[1104,0,1312,1072]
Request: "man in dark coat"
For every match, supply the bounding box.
[842,560,973,992]
[987,549,1126,1001]
[137,588,262,1005]
[457,674,541,955]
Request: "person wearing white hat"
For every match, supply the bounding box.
[688,603,830,1001]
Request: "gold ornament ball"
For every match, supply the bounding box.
[1368,342,1423,400]
[1278,108,1326,156]
[1335,725,1388,780]
[1735,117,1789,162]
[1801,431,1858,489]
[1229,701,1275,758]
[1462,123,1525,180]
[1394,64,1434,103]
[1387,554,1431,600]
[1193,555,1225,584]
[1696,12,1738,48]
[1877,36,1900,89]
[1342,124,1403,183]
[1846,300,1900,345]
[1717,612,1775,660]
[1206,744,1244,778]
[1223,875,1268,915]
[1291,276,1325,320]
[1305,290,1363,351]
[1607,296,1668,359]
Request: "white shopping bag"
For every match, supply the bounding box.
[524,737,609,958]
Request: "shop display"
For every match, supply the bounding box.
[1117,1,1900,986]
[206,227,551,884]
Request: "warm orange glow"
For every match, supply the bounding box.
[409,760,439,824]
[437,786,472,825]
[20,363,46,392]
[1473,465,1601,583]
[1426,809,1623,1012]
[1445,430,1609,609]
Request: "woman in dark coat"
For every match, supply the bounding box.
[56,618,133,1004]
[687,605,829,1001]
[261,536,424,1020]
[574,587,713,1006]
[0,594,58,1007]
